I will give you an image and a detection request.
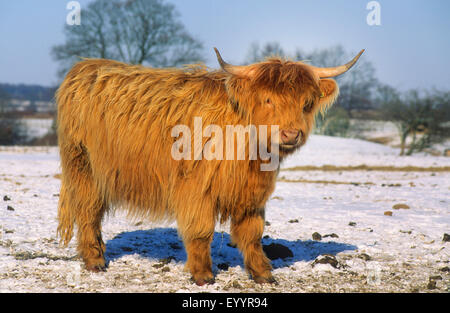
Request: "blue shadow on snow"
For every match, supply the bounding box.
[105,228,357,270]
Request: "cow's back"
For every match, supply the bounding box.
[56,59,181,218]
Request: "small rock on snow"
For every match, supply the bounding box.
[393,203,410,210]
[427,280,437,290]
[442,233,450,242]
[217,263,229,271]
[161,266,170,272]
[262,243,293,260]
[312,232,322,241]
[357,253,372,261]
[312,255,342,269]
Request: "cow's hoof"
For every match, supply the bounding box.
[192,276,215,286]
[195,278,215,286]
[83,255,106,272]
[86,264,107,272]
[253,275,277,284]
[84,258,107,272]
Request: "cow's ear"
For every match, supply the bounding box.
[317,78,339,113]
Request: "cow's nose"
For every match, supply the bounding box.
[280,129,300,145]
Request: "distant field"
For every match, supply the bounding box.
[20,118,53,140]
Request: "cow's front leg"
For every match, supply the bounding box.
[183,235,214,286]
[231,208,275,284]
[178,206,216,286]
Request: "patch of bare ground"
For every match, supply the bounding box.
[365,136,393,145]
[282,165,450,172]
[277,177,375,186]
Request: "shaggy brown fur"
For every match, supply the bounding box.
[56,54,340,285]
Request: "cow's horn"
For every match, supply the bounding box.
[214,47,247,76]
[310,49,365,78]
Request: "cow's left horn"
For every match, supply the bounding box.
[310,49,365,78]
[214,47,247,76]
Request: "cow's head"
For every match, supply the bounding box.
[214,47,364,156]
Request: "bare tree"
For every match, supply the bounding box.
[0,87,26,145]
[244,42,286,64]
[379,88,450,155]
[52,0,204,78]
[0,86,8,114]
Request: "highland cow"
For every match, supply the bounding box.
[56,47,363,285]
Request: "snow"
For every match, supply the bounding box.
[282,135,450,168]
[0,135,449,293]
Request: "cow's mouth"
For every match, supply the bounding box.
[279,142,302,152]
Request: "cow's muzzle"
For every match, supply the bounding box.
[280,129,302,150]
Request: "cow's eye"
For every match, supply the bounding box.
[303,99,314,113]
[266,98,272,105]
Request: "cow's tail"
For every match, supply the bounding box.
[57,182,75,246]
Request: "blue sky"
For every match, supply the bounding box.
[0,0,449,91]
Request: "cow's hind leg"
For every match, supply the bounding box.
[75,195,108,272]
[231,208,275,284]
[178,209,216,286]
[58,142,107,272]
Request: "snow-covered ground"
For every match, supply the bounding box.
[0,135,449,293]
